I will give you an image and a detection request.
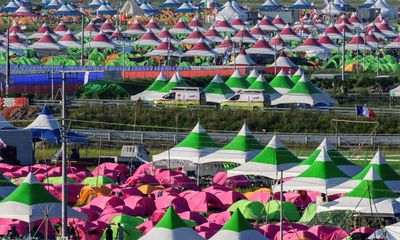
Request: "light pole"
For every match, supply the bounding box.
[61,71,68,239]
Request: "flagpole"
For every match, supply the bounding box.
[5,29,10,96]
[279,170,283,240]
[61,71,68,239]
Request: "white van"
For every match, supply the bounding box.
[153,87,205,107]
[220,90,270,110]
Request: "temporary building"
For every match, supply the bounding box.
[288,0,314,9]
[157,27,179,44]
[181,27,212,44]
[9,21,27,39]
[324,23,343,40]
[265,52,298,74]
[248,75,281,101]
[158,72,189,93]
[7,31,27,50]
[145,18,161,33]
[214,35,237,54]
[270,33,286,50]
[365,31,380,48]
[132,29,161,46]
[29,23,58,39]
[152,122,218,164]
[85,30,119,49]
[232,27,256,43]
[0,114,15,129]
[139,206,205,240]
[11,6,36,17]
[259,0,282,10]
[58,30,80,48]
[228,135,300,179]
[271,15,286,29]
[188,16,205,32]
[145,39,182,57]
[124,20,146,35]
[292,35,329,52]
[345,33,375,50]
[269,69,294,94]
[200,123,263,164]
[225,69,250,92]
[203,75,235,104]
[204,25,224,43]
[0,172,86,222]
[175,2,196,13]
[275,148,350,193]
[318,32,339,50]
[54,3,82,16]
[93,2,116,15]
[348,12,363,26]
[160,0,181,8]
[2,0,20,12]
[216,1,242,22]
[169,18,192,34]
[209,209,267,240]
[99,19,115,33]
[44,0,61,9]
[227,200,266,220]
[79,21,99,37]
[378,19,396,36]
[279,24,303,41]
[331,150,400,193]
[28,31,65,55]
[321,2,343,16]
[140,2,159,15]
[370,0,398,19]
[86,0,103,9]
[258,16,278,31]
[272,74,336,106]
[182,38,218,57]
[249,24,265,39]
[53,21,69,36]
[214,17,235,33]
[229,49,256,66]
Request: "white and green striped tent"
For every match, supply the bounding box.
[290,68,304,84]
[199,123,264,164]
[269,69,294,94]
[331,150,400,193]
[272,74,336,106]
[209,209,267,240]
[275,148,349,194]
[225,70,250,92]
[0,172,86,222]
[248,74,281,101]
[318,167,400,217]
[131,72,168,101]
[158,72,189,93]
[286,137,361,177]
[245,69,259,85]
[204,75,235,104]
[152,122,218,163]
[0,173,16,198]
[139,206,205,240]
[228,135,300,179]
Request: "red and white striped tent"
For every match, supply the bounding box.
[54,21,69,36]
[365,31,380,48]
[132,29,161,46]
[250,24,265,39]
[182,38,218,57]
[324,23,343,40]
[29,23,58,39]
[265,52,298,74]
[295,24,311,38]
[348,12,363,26]
[271,14,286,29]
[188,16,205,32]
[6,31,27,50]
[373,13,384,24]
[110,27,124,40]
[59,29,80,48]
[365,23,385,38]
[85,30,119,49]
[231,27,256,43]
[384,35,400,49]
[169,18,192,34]
[100,19,115,33]
[336,14,351,26]
[214,17,235,33]
[204,25,224,43]
[181,27,213,44]
[318,32,338,50]
[9,21,27,39]
[345,33,375,50]
[312,15,326,29]
[270,33,286,49]
[292,35,329,52]
[145,39,183,57]
[229,48,256,66]
[246,35,275,55]
[145,18,161,33]
[377,19,396,36]
[157,27,179,44]
[230,16,246,30]
[124,20,146,35]
[79,21,99,37]
[11,5,36,17]
[214,35,237,54]
[28,31,65,51]
[279,24,302,41]
[337,23,354,38]
[259,16,278,31]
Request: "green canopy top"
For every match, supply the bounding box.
[156,206,188,230]
[175,122,218,149]
[225,70,250,90]
[110,214,144,227]
[286,74,321,95]
[269,69,294,90]
[291,68,304,84]
[146,72,168,92]
[159,72,189,93]
[248,74,280,95]
[222,123,264,152]
[245,69,260,85]
[204,75,234,95]
[43,176,76,185]
[227,199,266,220]
[221,209,253,232]
[83,176,115,187]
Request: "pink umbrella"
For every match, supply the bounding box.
[154,195,190,213]
[124,195,156,216]
[92,163,129,182]
[351,227,375,235]
[280,230,319,240]
[89,196,124,211]
[309,225,349,240]
[178,211,207,225]
[179,191,224,212]
[207,211,232,225]
[212,171,251,188]
[136,221,154,235]
[125,174,159,186]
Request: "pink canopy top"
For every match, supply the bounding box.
[270,33,284,46]
[336,14,351,25]
[250,36,274,50]
[318,33,335,45]
[100,19,115,33]
[295,24,310,35]
[170,18,191,34]
[348,33,365,45]
[378,19,394,31]
[216,36,234,49]
[299,35,324,47]
[230,16,245,29]
[126,20,145,33]
[36,23,55,34]
[324,23,343,39]
[59,30,79,42]
[145,18,161,32]
[9,22,23,34]
[157,27,175,39]
[54,21,69,34]
[250,24,264,37]
[374,13,384,23]
[188,16,204,29]
[259,16,277,31]
[214,18,234,32]
[272,15,286,28]
[204,25,223,42]
[279,24,301,40]
[84,21,99,33]
[154,194,190,213]
[337,23,353,35]
[36,32,57,44]
[365,31,379,44]
[349,13,362,24]
[110,28,123,39]
[232,27,256,42]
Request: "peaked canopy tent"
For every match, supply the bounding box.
[248,75,282,101]
[321,2,343,16]
[182,38,218,58]
[145,39,183,57]
[203,75,235,104]
[84,30,120,49]
[216,1,244,22]
[131,72,168,101]
[0,173,87,223]
[200,123,264,165]
[258,16,278,32]
[124,20,146,35]
[0,114,15,129]
[246,36,275,55]
[279,24,303,42]
[0,173,16,198]
[169,18,192,34]
[259,0,282,11]
[152,122,218,164]
[54,3,82,16]
[291,35,330,52]
[370,0,398,19]
[225,69,250,92]
[272,74,336,107]
[246,69,259,85]
[59,30,80,48]
[269,69,294,94]
[132,29,162,46]
[229,49,256,66]
[25,106,85,143]
[28,31,66,57]
[214,17,236,33]
[158,72,189,93]
[288,0,314,9]
[265,52,298,74]
[290,68,304,84]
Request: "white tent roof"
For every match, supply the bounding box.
[121,0,144,16]
[321,2,343,16]
[216,1,243,22]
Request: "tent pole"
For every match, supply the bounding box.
[5,28,10,96]
[341,27,345,83]
[61,71,68,239]
[81,15,85,68]
[280,170,283,240]
[197,156,200,186]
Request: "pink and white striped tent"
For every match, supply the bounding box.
[324,23,343,40]
[318,32,338,50]
[182,38,218,57]
[157,27,179,44]
[229,48,256,66]
[85,30,119,49]
[279,24,302,41]
[384,34,400,49]
[246,35,275,55]
[373,13,384,23]
[110,28,124,40]
[266,52,298,74]
[250,24,265,39]
[80,21,99,37]
[345,33,375,50]
[181,27,212,44]
[54,21,69,36]
[337,23,354,38]
[145,39,182,57]
[377,19,396,36]
[124,20,146,35]
[11,5,36,17]
[7,31,27,50]
[28,31,65,51]
[270,33,289,50]
[365,31,380,48]
[230,16,245,30]
[231,27,256,43]
[348,12,362,26]
[365,23,385,38]
[336,14,351,26]
[9,21,27,39]
[259,16,278,31]
[59,30,80,48]
[99,19,115,33]
[132,29,161,46]
[292,35,329,52]
[204,25,224,43]
[169,18,192,34]
[214,17,235,33]
[29,23,58,39]
[271,14,286,29]
[145,18,161,33]
[295,24,311,37]
[214,35,237,54]
[188,16,205,32]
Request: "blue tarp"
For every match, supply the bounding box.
[9,71,104,86]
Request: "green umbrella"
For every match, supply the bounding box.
[265,200,301,221]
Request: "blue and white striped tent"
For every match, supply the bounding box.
[160,0,181,8]
[86,0,103,9]
[358,0,375,8]
[259,0,282,11]
[140,2,159,15]
[288,0,314,9]
[175,2,197,13]
[43,0,61,9]
[55,3,82,16]
[93,1,116,15]
[333,0,352,9]
[2,0,20,13]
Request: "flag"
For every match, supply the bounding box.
[356,106,376,119]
